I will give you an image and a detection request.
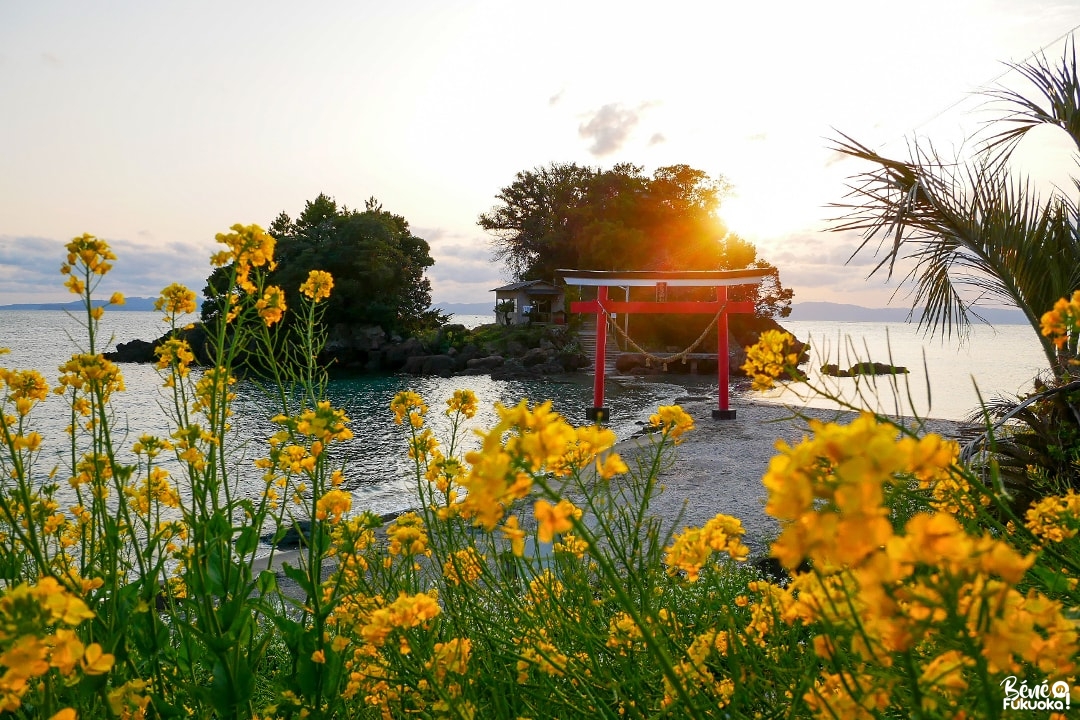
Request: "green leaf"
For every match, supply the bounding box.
[256,569,278,595]
[236,525,259,556]
[281,562,315,599]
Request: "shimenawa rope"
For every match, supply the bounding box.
[600,302,728,366]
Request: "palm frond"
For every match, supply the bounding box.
[982,41,1080,163]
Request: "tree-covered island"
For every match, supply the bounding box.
[109,166,801,378]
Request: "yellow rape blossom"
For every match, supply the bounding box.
[649,405,695,443]
[1026,490,1080,544]
[741,329,802,390]
[664,513,750,581]
[1041,289,1080,349]
[211,223,276,294]
[155,282,198,317]
[60,233,115,278]
[534,498,581,543]
[499,516,526,557]
[360,592,441,648]
[386,511,429,556]
[443,547,484,586]
[256,285,287,326]
[299,269,334,302]
[391,390,427,427]
[446,388,478,418]
[315,489,352,523]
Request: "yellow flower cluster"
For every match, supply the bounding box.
[443,547,484,586]
[661,628,735,710]
[552,533,588,559]
[1041,289,1080,349]
[154,338,195,386]
[456,399,625,533]
[514,628,568,684]
[386,512,429,557]
[426,637,471,682]
[299,269,334,302]
[663,513,750,582]
[390,391,428,428]
[760,413,1079,715]
[605,612,644,656]
[525,569,565,606]
[0,369,49,420]
[1025,490,1080,544]
[210,223,277,294]
[764,413,956,570]
[256,285,287,326]
[315,489,352,524]
[648,405,695,444]
[59,234,116,294]
[741,329,801,391]
[533,498,582,544]
[56,354,125,415]
[155,282,198,318]
[0,578,113,713]
[295,401,354,444]
[445,389,478,419]
[359,591,441,648]
[126,467,181,516]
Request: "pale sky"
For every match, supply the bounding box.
[2,1,1079,308]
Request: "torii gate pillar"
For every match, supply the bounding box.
[561,269,770,423]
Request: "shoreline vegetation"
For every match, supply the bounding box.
[2,228,1079,719]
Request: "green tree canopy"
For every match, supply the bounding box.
[478,162,792,318]
[205,194,441,335]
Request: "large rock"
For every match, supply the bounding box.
[326,324,387,353]
[822,362,909,377]
[402,354,457,377]
[616,353,647,373]
[382,337,426,371]
[106,338,156,363]
[521,347,551,367]
[466,355,505,371]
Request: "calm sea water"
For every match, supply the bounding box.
[0,310,704,516]
[0,310,1051,516]
[760,319,1049,422]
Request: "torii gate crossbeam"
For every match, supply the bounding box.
[560,269,769,422]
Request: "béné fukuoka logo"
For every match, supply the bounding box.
[1001,675,1072,712]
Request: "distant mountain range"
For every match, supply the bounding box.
[0,296,162,311]
[435,302,493,316]
[785,301,1028,324]
[2,298,1030,325]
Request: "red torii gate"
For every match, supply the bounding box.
[561,269,769,422]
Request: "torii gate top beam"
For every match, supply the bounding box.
[559,268,769,288]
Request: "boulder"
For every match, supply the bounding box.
[558,352,590,371]
[521,347,551,367]
[504,340,527,357]
[382,337,426,370]
[851,361,908,376]
[402,354,457,376]
[466,355,505,371]
[490,359,537,381]
[422,355,457,377]
[821,362,909,377]
[616,353,648,373]
[105,339,155,363]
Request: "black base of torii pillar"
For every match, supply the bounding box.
[560,268,770,423]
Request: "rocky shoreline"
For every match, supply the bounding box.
[105,322,592,381]
[104,314,800,382]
